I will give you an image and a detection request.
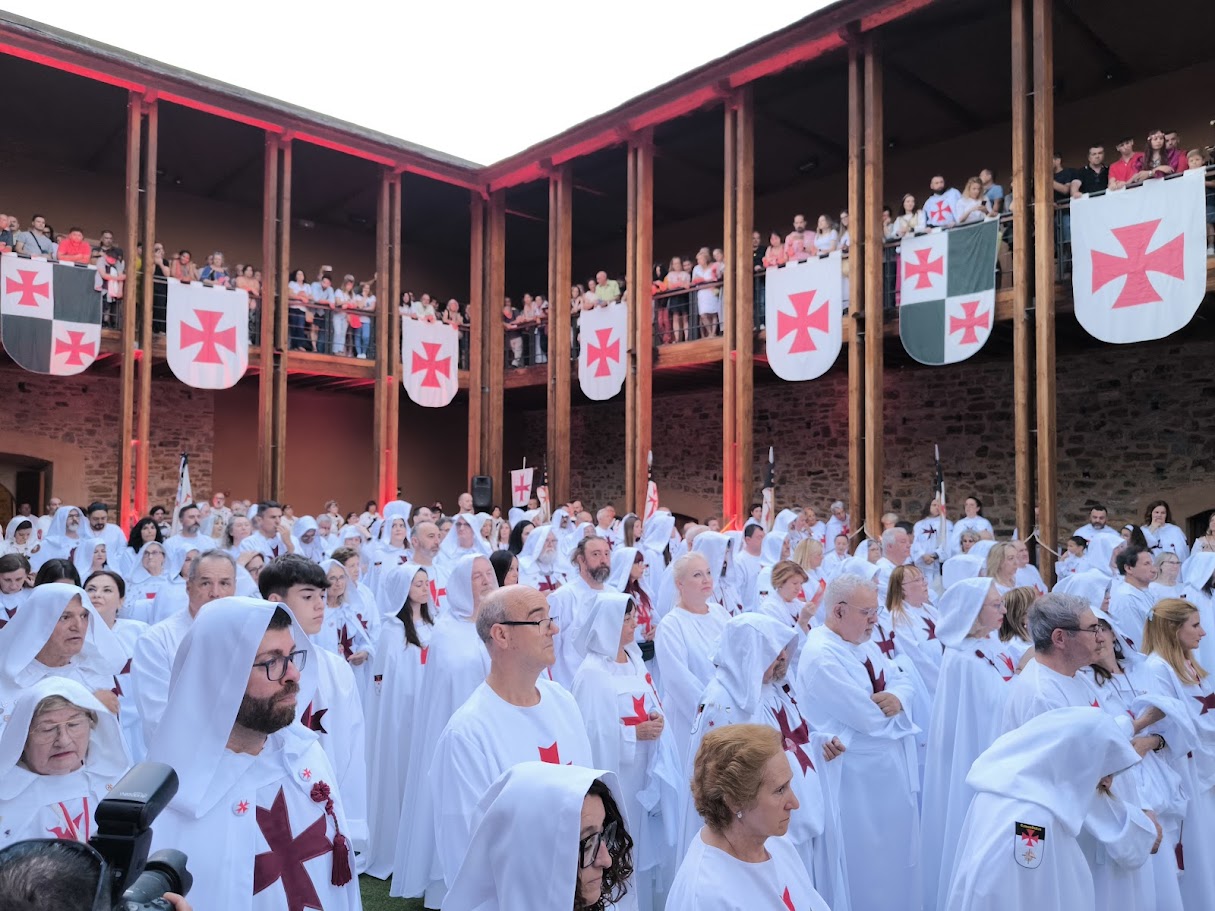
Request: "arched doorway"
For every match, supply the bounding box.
[0,453,51,528]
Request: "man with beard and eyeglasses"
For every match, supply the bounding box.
[146,597,362,911]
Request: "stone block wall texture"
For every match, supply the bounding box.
[0,368,214,512]
[520,334,1215,534]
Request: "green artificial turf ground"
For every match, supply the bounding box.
[360,874,425,910]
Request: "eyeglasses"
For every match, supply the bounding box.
[838,600,879,619]
[1060,625,1103,637]
[29,717,91,743]
[579,819,617,868]
[252,648,308,681]
[497,616,557,632]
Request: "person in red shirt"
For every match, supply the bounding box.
[56,227,93,264]
[1108,136,1144,190]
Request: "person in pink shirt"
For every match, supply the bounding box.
[784,213,810,263]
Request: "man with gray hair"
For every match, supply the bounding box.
[428,585,590,891]
[133,549,236,741]
[875,526,912,601]
[826,499,851,543]
[796,573,922,910]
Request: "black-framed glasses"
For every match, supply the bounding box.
[579,819,617,868]
[1060,625,1103,637]
[497,616,557,632]
[252,648,308,681]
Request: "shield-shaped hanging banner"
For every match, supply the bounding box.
[1,254,102,376]
[577,303,627,401]
[1071,168,1207,344]
[403,319,459,407]
[898,219,1000,366]
[166,280,250,389]
[764,252,843,381]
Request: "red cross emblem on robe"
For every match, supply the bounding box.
[876,626,896,658]
[863,657,886,694]
[1194,692,1215,715]
[621,695,649,727]
[300,702,328,735]
[782,886,797,910]
[774,703,814,774]
[538,741,571,765]
[253,787,333,911]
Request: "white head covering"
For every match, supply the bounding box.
[163,535,203,583]
[936,577,996,648]
[760,531,787,566]
[338,524,367,548]
[377,562,431,620]
[573,591,634,661]
[606,547,640,593]
[375,501,414,547]
[444,762,624,911]
[639,512,675,555]
[840,556,879,580]
[147,596,318,816]
[294,516,326,562]
[518,525,559,576]
[772,509,799,536]
[1082,535,1120,577]
[4,516,37,555]
[439,514,492,564]
[942,553,985,589]
[0,677,130,837]
[0,583,127,687]
[42,506,83,551]
[128,540,170,586]
[445,553,494,623]
[1182,553,1215,591]
[71,537,107,582]
[965,706,1141,837]
[968,540,996,563]
[711,613,797,714]
[692,531,734,580]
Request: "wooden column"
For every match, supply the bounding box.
[481,191,507,500]
[373,170,392,503]
[1032,0,1057,582]
[546,167,573,505]
[626,147,638,513]
[467,193,485,485]
[257,132,278,501]
[721,103,738,524]
[846,45,866,540]
[134,99,157,521]
[862,39,885,537]
[732,90,755,528]
[632,138,655,519]
[1011,0,1035,546]
[120,91,141,527]
[386,174,402,500]
[272,139,292,500]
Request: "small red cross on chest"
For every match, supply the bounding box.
[774,704,814,774]
[621,695,649,727]
[539,741,571,764]
[876,626,896,658]
[782,886,797,910]
[863,657,886,694]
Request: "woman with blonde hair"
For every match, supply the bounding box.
[666,724,829,911]
[998,585,1037,664]
[984,541,1019,593]
[1142,598,1215,908]
[885,564,943,692]
[792,538,828,604]
[758,560,813,633]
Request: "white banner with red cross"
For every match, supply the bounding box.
[764,252,843,381]
[1071,168,1207,344]
[577,303,627,401]
[402,319,459,407]
[166,280,249,389]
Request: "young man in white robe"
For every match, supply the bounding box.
[170,503,219,553]
[147,597,362,911]
[239,500,297,561]
[912,498,952,592]
[795,572,923,911]
[517,524,567,594]
[1109,546,1158,642]
[391,553,497,905]
[735,524,765,611]
[945,707,1145,911]
[258,555,368,868]
[430,584,592,891]
[1073,504,1123,544]
[132,549,236,742]
[408,520,449,613]
[548,534,612,686]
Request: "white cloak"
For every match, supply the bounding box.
[654,603,730,766]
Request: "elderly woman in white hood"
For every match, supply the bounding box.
[571,592,679,910]
[0,584,128,733]
[0,677,131,847]
[138,536,199,625]
[121,540,169,618]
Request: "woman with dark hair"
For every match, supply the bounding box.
[949,496,994,552]
[489,549,519,587]
[507,519,534,556]
[365,562,434,879]
[34,558,80,587]
[84,569,146,760]
[444,762,633,911]
[286,267,314,351]
[667,723,828,910]
[1121,523,1150,550]
[1141,500,1190,560]
[124,517,161,572]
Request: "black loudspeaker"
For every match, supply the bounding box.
[471,476,493,512]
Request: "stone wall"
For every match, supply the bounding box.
[0,368,214,513]
[520,331,1215,535]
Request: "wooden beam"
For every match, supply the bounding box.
[625,145,638,513]
[633,136,655,520]
[733,89,755,529]
[257,132,277,501]
[119,91,140,529]
[863,38,884,538]
[846,45,865,540]
[466,193,485,486]
[885,61,981,131]
[1011,0,1035,551]
[135,99,157,523]
[373,169,391,504]
[387,174,402,500]
[1033,0,1057,583]
[721,103,738,524]
[1055,0,1131,80]
[754,103,846,158]
[273,140,291,500]
[483,192,507,501]
[546,168,573,505]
